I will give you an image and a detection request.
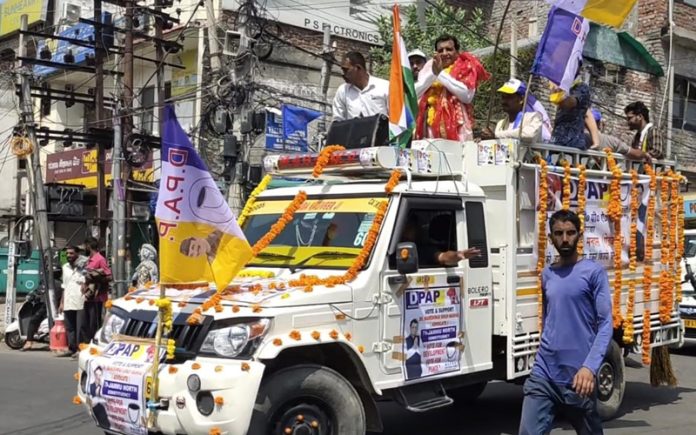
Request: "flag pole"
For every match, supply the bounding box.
[516,73,535,148]
[484,0,514,130]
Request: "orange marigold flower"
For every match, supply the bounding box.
[124,295,134,301]
[187,312,203,325]
[311,331,321,341]
[344,332,352,341]
[289,330,302,341]
[215,365,223,373]
[232,305,240,313]
[104,300,113,309]
[73,372,80,381]
[79,343,88,351]
[89,347,99,356]
[128,286,137,293]
[136,297,144,304]
[168,366,178,374]
[252,304,263,313]
[241,362,250,372]
[148,299,156,306]
[178,301,187,308]
[72,395,82,405]
[209,428,221,435]
[329,330,339,340]
[191,363,201,370]
[335,313,346,321]
[357,345,365,354]
[214,396,224,406]
[273,338,283,346]
[214,304,223,313]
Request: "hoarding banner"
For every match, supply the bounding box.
[0,0,47,36]
[46,148,154,188]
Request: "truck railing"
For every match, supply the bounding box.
[517,142,677,175]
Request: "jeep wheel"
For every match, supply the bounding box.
[250,364,366,435]
[597,340,625,420]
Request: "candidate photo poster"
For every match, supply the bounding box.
[85,343,158,435]
[403,285,462,380]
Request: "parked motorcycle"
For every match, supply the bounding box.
[4,289,50,350]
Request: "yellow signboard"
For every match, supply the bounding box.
[685,318,696,329]
[0,0,46,36]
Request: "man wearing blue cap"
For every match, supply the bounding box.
[480,79,550,143]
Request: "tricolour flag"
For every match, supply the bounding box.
[531,7,590,92]
[156,105,253,291]
[388,4,418,148]
[546,0,637,28]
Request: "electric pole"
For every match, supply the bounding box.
[318,26,333,141]
[204,0,222,72]
[18,14,58,325]
[94,0,108,241]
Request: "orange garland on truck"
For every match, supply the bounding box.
[576,164,587,256]
[623,170,640,344]
[536,157,549,332]
[561,160,571,211]
[659,173,673,324]
[676,175,685,304]
[642,164,657,365]
[605,150,623,329]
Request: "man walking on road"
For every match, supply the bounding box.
[58,245,87,357]
[519,210,612,435]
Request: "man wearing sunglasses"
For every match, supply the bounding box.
[332,51,389,122]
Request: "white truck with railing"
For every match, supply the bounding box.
[77,140,683,435]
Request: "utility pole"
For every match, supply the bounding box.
[318,26,333,143]
[18,14,58,325]
[94,0,108,241]
[111,52,126,296]
[510,18,517,79]
[204,0,221,72]
[416,0,426,32]
[229,0,253,216]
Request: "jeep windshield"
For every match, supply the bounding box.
[242,196,386,269]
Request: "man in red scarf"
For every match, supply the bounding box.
[415,35,490,141]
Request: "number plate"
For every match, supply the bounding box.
[684,319,696,329]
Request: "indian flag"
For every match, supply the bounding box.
[388,4,417,148]
[547,0,637,28]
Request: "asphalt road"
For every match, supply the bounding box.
[1,343,695,435]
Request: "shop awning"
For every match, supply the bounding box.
[583,23,664,77]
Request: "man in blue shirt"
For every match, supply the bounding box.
[519,210,612,435]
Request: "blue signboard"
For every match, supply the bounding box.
[34,13,113,77]
[265,111,284,151]
[685,199,696,219]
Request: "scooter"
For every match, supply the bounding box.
[4,289,50,350]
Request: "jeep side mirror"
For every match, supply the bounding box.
[396,242,418,275]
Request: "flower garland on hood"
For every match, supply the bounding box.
[415,52,490,140]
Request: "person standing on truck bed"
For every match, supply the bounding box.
[414,34,490,141]
[479,78,547,143]
[331,51,389,122]
[519,210,612,435]
[625,101,664,160]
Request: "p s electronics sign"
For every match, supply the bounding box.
[223,0,385,44]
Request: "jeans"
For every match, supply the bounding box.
[63,309,86,353]
[83,301,103,342]
[519,375,603,435]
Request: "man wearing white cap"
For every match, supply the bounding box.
[408,49,427,81]
[480,78,549,143]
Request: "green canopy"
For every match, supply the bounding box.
[583,23,664,77]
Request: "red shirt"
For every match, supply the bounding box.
[86,252,112,302]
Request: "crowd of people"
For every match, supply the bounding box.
[331,33,664,162]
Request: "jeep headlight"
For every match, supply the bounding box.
[99,312,126,344]
[200,319,270,358]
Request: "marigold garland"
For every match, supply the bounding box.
[289,330,302,341]
[561,160,571,211]
[312,145,345,178]
[237,174,272,227]
[241,362,250,371]
[209,428,221,435]
[622,170,640,345]
[214,396,224,406]
[606,149,623,329]
[658,173,673,324]
[166,338,176,361]
[329,330,339,340]
[251,190,308,257]
[385,169,401,194]
[642,164,657,365]
[104,299,113,310]
[72,395,82,405]
[168,366,178,374]
[576,165,587,256]
[536,157,549,332]
[676,177,685,304]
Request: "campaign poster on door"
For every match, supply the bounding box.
[403,285,462,380]
[85,342,158,435]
